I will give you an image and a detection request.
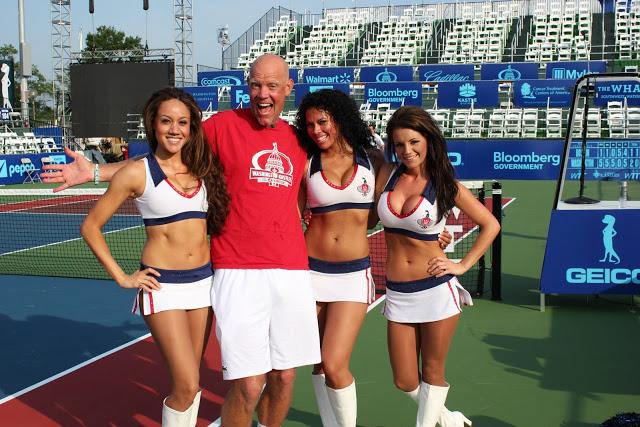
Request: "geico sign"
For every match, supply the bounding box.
[566,268,640,284]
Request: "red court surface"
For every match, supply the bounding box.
[0,332,228,426]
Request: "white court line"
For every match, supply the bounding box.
[0,333,151,406]
[0,225,142,257]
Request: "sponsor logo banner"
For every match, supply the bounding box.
[546,60,606,79]
[364,82,422,108]
[0,58,15,111]
[566,140,640,181]
[198,70,245,87]
[182,86,219,111]
[359,66,414,83]
[294,83,350,107]
[418,64,474,82]
[541,210,640,295]
[437,81,499,108]
[594,80,640,107]
[480,62,539,81]
[448,140,562,180]
[230,85,251,109]
[302,67,354,84]
[290,68,299,83]
[513,79,574,107]
[0,153,69,185]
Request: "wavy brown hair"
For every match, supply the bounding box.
[385,106,457,223]
[142,87,229,235]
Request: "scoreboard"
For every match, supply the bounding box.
[567,139,640,180]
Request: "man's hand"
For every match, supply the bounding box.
[41,147,94,192]
[438,227,452,250]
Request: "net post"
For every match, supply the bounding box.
[476,185,486,297]
[491,181,502,301]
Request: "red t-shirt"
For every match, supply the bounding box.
[203,109,309,270]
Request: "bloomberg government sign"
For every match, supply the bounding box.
[198,70,245,87]
[364,82,422,108]
[541,210,640,295]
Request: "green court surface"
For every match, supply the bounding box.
[284,181,639,427]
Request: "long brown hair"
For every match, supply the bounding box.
[142,87,229,235]
[385,106,457,223]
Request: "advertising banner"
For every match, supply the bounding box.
[197,70,245,87]
[290,68,299,83]
[594,80,640,107]
[359,66,414,83]
[541,209,640,294]
[302,67,354,84]
[294,83,350,107]
[513,79,574,107]
[418,64,474,82]
[183,86,219,111]
[229,85,251,109]
[0,58,15,111]
[545,60,607,79]
[447,140,563,180]
[364,82,422,108]
[437,81,499,108]
[0,153,69,185]
[480,62,539,81]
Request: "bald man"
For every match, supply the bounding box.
[42,54,320,426]
[203,54,320,426]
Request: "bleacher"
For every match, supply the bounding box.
[198,0,640,141]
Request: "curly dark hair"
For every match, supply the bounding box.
[385,106,457,223]
[142,87,230,235]
[295,89,371,158]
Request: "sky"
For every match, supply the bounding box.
[1,0,421,81]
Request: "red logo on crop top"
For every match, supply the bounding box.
[249,142,294,188]
[357,177,370,197]
[417,211,431,229]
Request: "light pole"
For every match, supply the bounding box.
[18,0,31,127]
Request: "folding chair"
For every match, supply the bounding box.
[21,157,41,183]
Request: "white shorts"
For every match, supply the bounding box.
[132,262,213,316]
[382,276,473,323]
[309,256,375,304]
[211,268,321,380]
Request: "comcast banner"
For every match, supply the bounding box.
[364,82,422,108]
[198,70,245,87]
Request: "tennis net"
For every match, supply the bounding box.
[367,180,503,299]
[0,188,144,279]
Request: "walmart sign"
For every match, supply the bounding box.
[302,67,354,84]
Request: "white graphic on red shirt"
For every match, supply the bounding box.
[249,143,294,188]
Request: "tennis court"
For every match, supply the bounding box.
[0,180,638,426]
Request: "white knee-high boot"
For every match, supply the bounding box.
[416,382,449,427]
[312,373,339,426]
[162,393,200,427]
[188,390,201,427]
[439,407,472,427]
[403,385,420,404]
[326,379,357,427]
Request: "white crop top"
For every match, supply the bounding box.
[376,164,447,241]
[305,150,375,214]
[134,155,207,226]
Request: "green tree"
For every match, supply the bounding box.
[0,44,18,58]
[85,25,143,51]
